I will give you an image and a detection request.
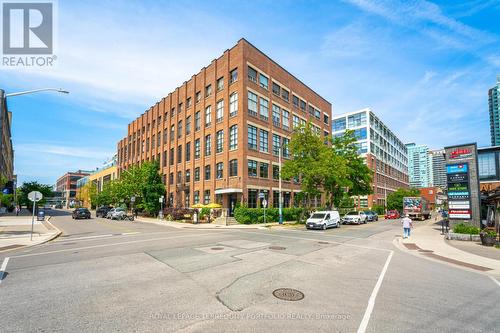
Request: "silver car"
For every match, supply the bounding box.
[110,208,127,220]
[342,211,367,225]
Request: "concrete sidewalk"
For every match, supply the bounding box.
[134,216,281,230]
[0,216,61,253]
[395,219,500,277]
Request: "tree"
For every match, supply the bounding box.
[137,161,165,215]
[17,181,53,209]
[329,130,373,208]
[386,188,420,211]
[283,124,373,211]
[282,123,339,211]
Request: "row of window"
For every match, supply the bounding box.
[247,65,327,125]
[159,126,239,166]
[247,125,290,157]
[125,66,239,144]
[166,159,239,185]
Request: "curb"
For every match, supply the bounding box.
[134,218,268,230]
[392,237,497,277]
[0,215,62,254]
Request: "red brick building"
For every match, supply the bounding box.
[117,39,331,215]
[419,187,437,210]
[55,170,92,208]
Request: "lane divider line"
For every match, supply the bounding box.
[0,257,9,284]
[55,234,114,242]
[357,251,394,333]
[11,232,218,258]
[490,276,500,288]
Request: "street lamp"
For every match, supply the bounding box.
[5,88,69,98]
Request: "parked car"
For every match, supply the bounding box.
[110,208,127,220]
[96,206,112,218]
[105,208,116,219]
[306,211,341,230]
[37,210,46,221]
[72,208,91,220]
[342,211,367,225]
[384,210,400,219]
[364,210,378,222]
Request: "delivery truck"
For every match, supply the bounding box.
[403,197,431,221]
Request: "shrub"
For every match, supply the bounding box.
[163,207,194,220]
[234,206,305,224]
[372,204,386,215]
[453,223,480,235]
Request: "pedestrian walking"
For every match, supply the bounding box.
[402,214,413,239]
[15,205,20,216]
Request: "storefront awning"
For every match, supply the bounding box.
[215,188,243,194]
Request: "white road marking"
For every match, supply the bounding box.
[55,234,114,242]
[0,257,9,284]
[122,232,140,235]
[11,232,219,258]
[490,276,500,288]
[357,251,394,333]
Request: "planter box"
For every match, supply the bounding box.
[480,234,497,247]
[446,232,480,242]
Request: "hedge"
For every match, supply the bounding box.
[452,223,480,235]
[234,206,305,224]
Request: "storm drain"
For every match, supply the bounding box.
[318,241,329,244]
[62,242,77,246]
[273,288,304,301]
[418,249,434,253]
[269,246,286,250]
[211,247,225,251]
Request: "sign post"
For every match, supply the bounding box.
[28,191,43,241]
[159,196,164,220]
[444,143,480,228]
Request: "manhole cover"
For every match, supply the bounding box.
[211,247,224,250]
[269,246,286,250]
[273,288,304,301]
[318,241,329,244]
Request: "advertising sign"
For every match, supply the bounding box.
[446,162,471,220]
[449,209,471,219]
[449,148,473,160]
[446,164,468,173]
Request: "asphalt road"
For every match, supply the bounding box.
[0,210,498,333]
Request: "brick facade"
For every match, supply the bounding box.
[117,39,331,215]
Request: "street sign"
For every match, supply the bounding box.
[28,191,43,202]
[259,193,265,199]
[262,199,267,208]
[131,196,136,202]
[159,196,164,203]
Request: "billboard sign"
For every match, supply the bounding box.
[446,162,471,220]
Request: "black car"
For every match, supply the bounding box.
[364,210,379,222]
[72,208,91,220]
[96,206,112,218]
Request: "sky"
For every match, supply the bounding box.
[1,0,500,186]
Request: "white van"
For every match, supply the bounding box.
[306,211,341,230]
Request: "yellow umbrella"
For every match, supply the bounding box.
[205,203,222,209]
[191,203,205,209]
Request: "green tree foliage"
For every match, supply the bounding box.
[95,161,165,215]
[386,188,420,211]
[137,161,165,215]
[282,124,372,210]
[17,181,53,209]
[329,130,372,208]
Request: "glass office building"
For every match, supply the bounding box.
[406,143,430,188]
[489,76,500,146]
[332,108,409,207]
